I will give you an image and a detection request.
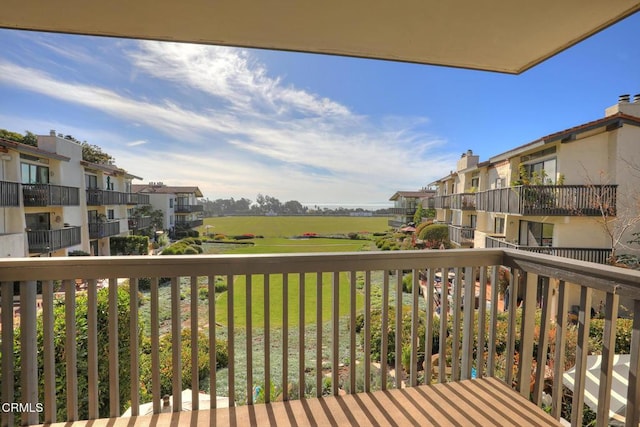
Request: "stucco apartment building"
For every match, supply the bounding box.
[0,131,150,257]
[430,96,640,310]
[388,189,436,228]
[132,182,203,236]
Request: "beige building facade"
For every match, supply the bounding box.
[431,96,640,311]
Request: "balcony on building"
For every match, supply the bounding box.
[176,218,204,228]
[26,226,82,253]
[448,224,475,247]
[0,180,20,206]
[174,203,204,213]
[2,249,640,426]
[450,193,476,210]
[433,195,451,209]
[484,235,612,264]
[126,193,150,205]
[476,185,617,216]
[88,220,121,239]
[22,184,80,207]
[86,189,131,206]
[127,216,152,230]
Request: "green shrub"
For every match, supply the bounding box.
[110,235,149,255]
[417,224,449,248]
[183,246,199,255]
[402,273,413,293]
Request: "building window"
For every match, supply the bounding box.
[494,178,505,188]
[107,209,115,220]
[85,174,98,189]
[21,163,49,184]
[519,221,553,246]
[523,157,557,184]
[494,217,505,234]
[170,215,174,225]
[25,213,50,230]
[169,198,174,208]
[469,215,477,229]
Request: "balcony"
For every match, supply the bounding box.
[89,220,121,239]
[126,193,150,205]
[448,224,475,247]
[0,180,20,206]
[175,204,204,213]
[485,236,612,264]
[388,218,405,228]
[1,249,639,426]
[86,189,129,206]
[176,218,204,228]
[450,193,476,210]
[433,195,451,209]
[389,207,416,215]
[22,184,80,207]
[128,216,152,230]
[26,226,82,253]
[476,185,617,216]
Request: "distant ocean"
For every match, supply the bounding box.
[302,202,392,210]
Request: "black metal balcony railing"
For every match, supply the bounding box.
[2,249,640,426]
[128,216,152,230]
[388,219,405,228]
[26,226,82,253]
[389,207,416,215]
[484,235,612,264]
[433,195,451,209]
[126,193,150,205]
[175,204,204,213]
[23,184,80,207]
[0,180,20,206]
[450,193,476,210]
[475,185,617,216]
[448,224,475,247]
[88,220,121,239]
[88,191,150,206]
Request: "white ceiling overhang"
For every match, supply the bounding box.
[1,0,639,74]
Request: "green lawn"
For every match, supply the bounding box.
[215,272,363,328]
[199,216,385,328]
[214,237,374,254]
[199,215,389,238]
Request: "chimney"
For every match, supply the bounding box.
[49,129,56,136]
[605,93,640,118]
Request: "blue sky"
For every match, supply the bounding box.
[1,13,639,208]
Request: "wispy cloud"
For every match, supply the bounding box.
[0,38,459,204]
[126,140,148,147]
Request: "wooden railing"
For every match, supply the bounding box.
[23,184,80,207]
[389,207,416,215]
[475,185,617,216]
[0,180,20,206]
[1,250,639,426]
[26,226,82,253]
[88,220,121,239]
[448,224,475,247]
[485,236,613,264]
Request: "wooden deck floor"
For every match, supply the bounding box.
[45,377,561,426]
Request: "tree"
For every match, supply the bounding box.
[82,142,114,164]
[413,204,424,224]
[581,165,640,264]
